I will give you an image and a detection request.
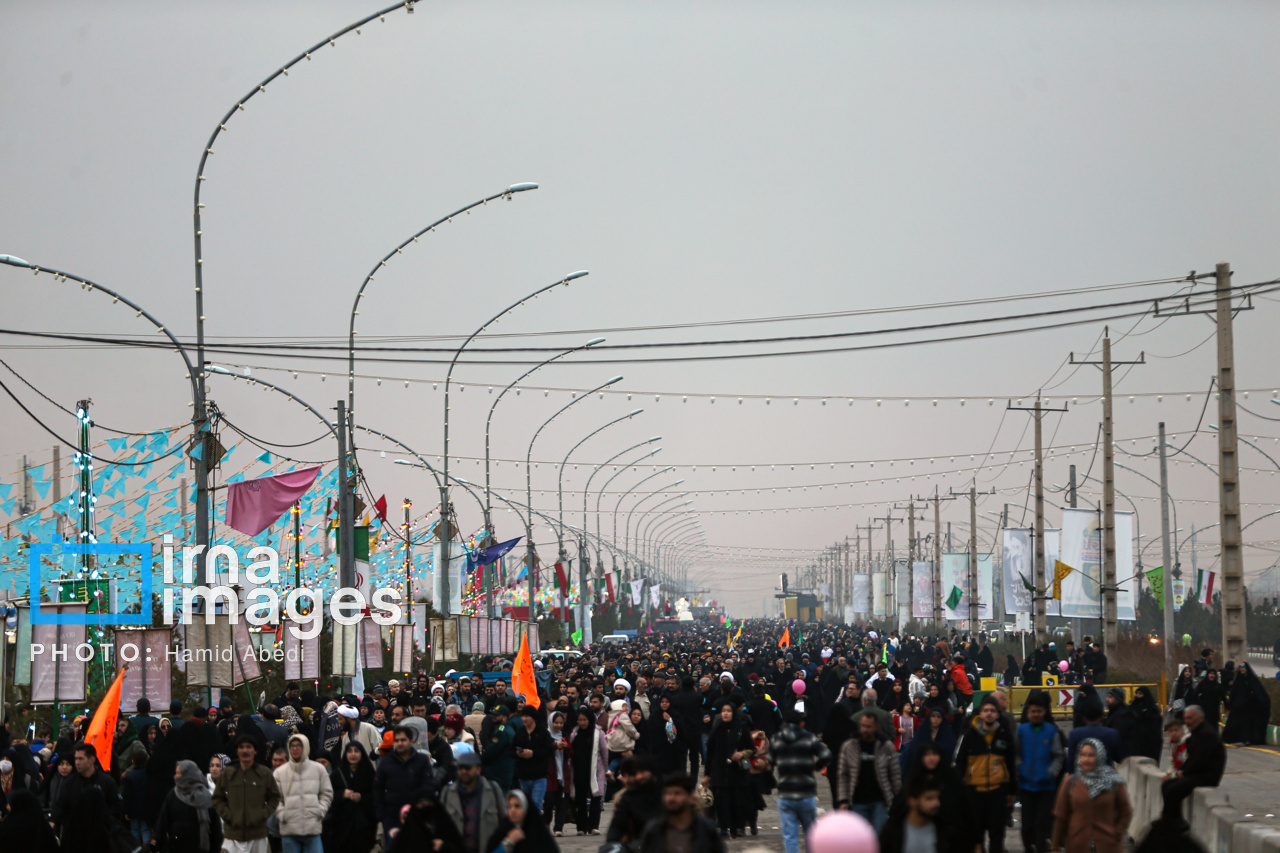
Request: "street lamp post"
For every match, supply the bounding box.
[590,445,664,576]
[555,411,643,643]
[346,183,540,465]
[192,0,421,588]
[523,376,623,622]
[611,470,678,567]
[441,270,589,615]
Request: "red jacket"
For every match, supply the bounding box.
[951,663,973,696]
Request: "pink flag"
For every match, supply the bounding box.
[226,466,321,536]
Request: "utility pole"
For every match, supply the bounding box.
[873,513,901,628]
[895,500,927,627]
[1071,331,1144,656]
[1068,465,1078,509]
[950,486,997,630]
[1214,262,1246,659]
[1158,423,1175,679]
[1008,393,1069,644]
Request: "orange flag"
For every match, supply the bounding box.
[83,664,127,770]
[512,630,541,710]
[779,627,791,648]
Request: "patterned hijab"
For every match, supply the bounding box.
[1077,738,1124,798]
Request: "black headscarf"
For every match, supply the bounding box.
[483,789,556,853]
[0,787,59,852]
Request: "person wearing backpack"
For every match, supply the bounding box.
[1016,691,1065,853]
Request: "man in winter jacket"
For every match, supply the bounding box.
[955,696,1016,853]
[771,710,832,853]
[837,714,901,833]
[1016,693,1065,853]
[479,705,517,791]
[374,725,434,839]
[272,734,333,853]
[1160,705,1226,826]
[441,752,506,853]
[213,735,283,853]
[54,742,127,850]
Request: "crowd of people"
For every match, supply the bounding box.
[0,620,1251,853]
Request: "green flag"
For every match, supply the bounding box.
[1019,571,1034,593]
[945,585,964,611]
[1146,567,1164,610]
[571,629,583,646]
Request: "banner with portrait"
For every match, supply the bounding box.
[1058,508,1136,620]
[940,552,993,620]
[1002,528,1062,617]
[911,562,934,619]
[852,574,871,613]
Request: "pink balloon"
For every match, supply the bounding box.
[792,679,807,696]
[808,809,878,853]
[1059,660,1069,672]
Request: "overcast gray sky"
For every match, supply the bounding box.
[3,1,1279,616]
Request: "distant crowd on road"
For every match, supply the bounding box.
[0,620,1258,853]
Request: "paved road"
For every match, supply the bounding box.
[548,737,1280,852]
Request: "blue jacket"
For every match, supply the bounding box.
[1016,721,1065,792]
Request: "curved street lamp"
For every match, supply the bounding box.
[484,338,606,535]
[440,271,590,615]
[347,183,540,440]
[589,444,663,569]
[521,375,622,618]
[609,467,677,566]
[624,481,685,557]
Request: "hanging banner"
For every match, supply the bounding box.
[629,580,645,607]
[359,619,383,670]
[430,539,467,612]
[1172,579,1186,612]
[283,623,320,681]
[392,624,414,673]
[15,605,32,687]
[231,618,262,686]
[852,575,871,613]
[649,584,662,611]
[871,573,886,617]
[940,553,994,620]
[332,621,358,678]
[527,621,541,654]
[184,617,235,688]
[1059,509,1136,620]
[116,628,173,712]
[911,562,934,619]
[473,616,488,656]
[1002,529,1062,617]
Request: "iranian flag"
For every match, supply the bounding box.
[1196,569,1216,606]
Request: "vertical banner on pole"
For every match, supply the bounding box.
[360,619,383,670]
[490,619,501,655]
[231,619,262,686]
[117,628,173,712]
[332,622,357,678]
[14,605,32,686]
[528,622,540,654]
[852,576,871,615]
[1060,509,1136,620]
[412,603,427,650]
[470,617,482,656]
[184,618,235,688]
[458,615,472,656]
[283,624,321,681]
[911,563,934,619]
[392,624,415,673]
